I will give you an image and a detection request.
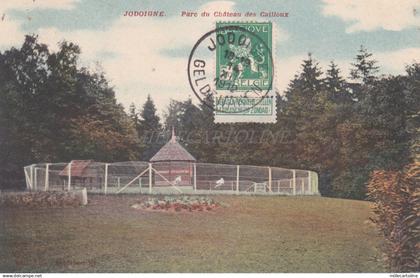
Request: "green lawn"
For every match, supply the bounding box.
[0,195,386,272]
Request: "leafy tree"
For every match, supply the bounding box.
[0,35,142,189]
[163,99,200,142]
[186,95,219,162]
[67,111,140,161]
[403,63,420,162]
[360,76,410,169]
[333,72,411,199]
[163,99,184,132]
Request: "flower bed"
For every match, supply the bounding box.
[131,196,220,212]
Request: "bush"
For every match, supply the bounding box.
[0,191,84,208]
[331,168,370,200]
[367,162,420,272]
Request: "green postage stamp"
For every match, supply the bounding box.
[187,21,277,123]
[216,22,273,92]
[214,22,276,123]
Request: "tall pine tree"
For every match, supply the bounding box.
[350,45,379,85]
[139,95,163,160]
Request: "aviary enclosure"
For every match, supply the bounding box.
[23,161,319,196]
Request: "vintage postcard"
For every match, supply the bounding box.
[0,0,419,276]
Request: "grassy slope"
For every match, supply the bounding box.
[0,195,386,272]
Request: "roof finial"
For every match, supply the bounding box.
[171,126,176,143]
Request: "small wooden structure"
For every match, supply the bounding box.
[150,129,196,186]
[59,160,103,188]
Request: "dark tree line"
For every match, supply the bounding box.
[141,47,418,200]
[0,36,418,200]
[0,35,141,189]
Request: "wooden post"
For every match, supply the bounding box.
[148,163,152,194]
[268,167,272,193]
[81,188,88,205]
[292,170,296,196]
[117,177,120,189]
[302,179,305,194]
[67,161,72,191]
[236,165,240,194]
[45,163,50,191]
[308,171,312,194]
[24,167,30,190]
[193,163,197,191]
[30,165,34,191]
[34,167,38,191]
[104,163,109,194]
[139,177,142,191]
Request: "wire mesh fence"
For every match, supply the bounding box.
[24,161,319,196]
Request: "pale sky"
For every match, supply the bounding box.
[0,0,419,114]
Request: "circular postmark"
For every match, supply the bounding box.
[187,24,274,114]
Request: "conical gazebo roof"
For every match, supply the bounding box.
[150,129,196,162]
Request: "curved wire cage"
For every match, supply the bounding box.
[23,161,319,195]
